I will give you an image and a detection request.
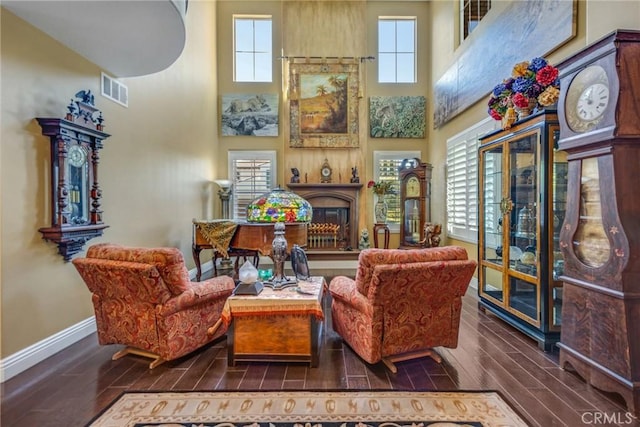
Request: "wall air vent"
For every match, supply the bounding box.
[101,72,128,107]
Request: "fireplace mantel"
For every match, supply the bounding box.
[288,183,363,192]
[287,183,363,251]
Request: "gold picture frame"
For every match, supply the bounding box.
[289,60,360,148]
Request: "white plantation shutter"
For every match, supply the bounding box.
[446,118,498,242]
[229,151,277,220]
[374,151,420,231]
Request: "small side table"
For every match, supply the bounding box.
[373,223,390,249]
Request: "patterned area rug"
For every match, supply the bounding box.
[88,390,529,427]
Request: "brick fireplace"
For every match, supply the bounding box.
[287,183,363,251]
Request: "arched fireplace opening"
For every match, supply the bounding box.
[287,183,362,252]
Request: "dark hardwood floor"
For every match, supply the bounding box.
[1,285,636,426]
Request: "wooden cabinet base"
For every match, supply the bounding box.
[228,313,322,367]
[559,344,639,416]
[558,281,639,416]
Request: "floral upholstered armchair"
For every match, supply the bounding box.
[73,243,235,368]
[329,246,477,373]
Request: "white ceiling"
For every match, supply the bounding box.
[2,0,187,77]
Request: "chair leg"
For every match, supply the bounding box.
[207,318,223,336]
[112,346,166,369]
[381,348,442,373]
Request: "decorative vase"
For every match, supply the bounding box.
[514,106,530,120]
[516,205,535,238]
[515,99,538,120]
[374,197,388,224]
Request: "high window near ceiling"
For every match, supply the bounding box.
[373,151,420,231]
[460,0,491,40]
[446,118,498,242]
[233,15,272,82]
[228,151,277,220]
[378,17,416,83]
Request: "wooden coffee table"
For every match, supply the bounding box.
[223,276,325,367]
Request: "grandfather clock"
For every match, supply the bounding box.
[555,30,640,416]
[399,158,432,248]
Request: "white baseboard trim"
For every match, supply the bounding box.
[0,316,97,383]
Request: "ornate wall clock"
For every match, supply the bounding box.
[555,29,640,416]
[37,91,110,261]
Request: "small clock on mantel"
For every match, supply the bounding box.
[399,158,432,249]
[555,29,640,416]
[37,90,110,261]
[320,158,332,183]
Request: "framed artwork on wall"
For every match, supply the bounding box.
[221,94,279,136]
[433,0,575,128]
[289,60,360,148]
[369,96,426,138]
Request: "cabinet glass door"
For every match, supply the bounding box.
[508,133,538,320]
[481,144,504,302]
[551,147,568,328]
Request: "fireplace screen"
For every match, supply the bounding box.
[308,208,349,249]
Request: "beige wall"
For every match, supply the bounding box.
[1,0,638,364]
[0,2,219,357]
[215,0,283,186]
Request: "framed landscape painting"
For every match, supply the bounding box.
[369,96,426,138]
[221,94,279,136]
[289,61,360,148]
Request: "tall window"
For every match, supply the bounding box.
[233,16,272,82]
[460,0,491,40]
[378,17,416,83]
[373,151,420,231]
[228,151,277,220]
[446,118,498,242]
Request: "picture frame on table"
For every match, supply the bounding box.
[290,244,310,280]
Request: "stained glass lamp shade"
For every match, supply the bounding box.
[247,187,312,223]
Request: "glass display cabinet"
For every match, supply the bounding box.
[478,110,567,351]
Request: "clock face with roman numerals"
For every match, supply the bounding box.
[68,144,87,167]
[565,65,611,134]
[576,83,609,122]
[406,176,420,197]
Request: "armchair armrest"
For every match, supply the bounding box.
[157,276,235,316]
[328,276,373,317]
